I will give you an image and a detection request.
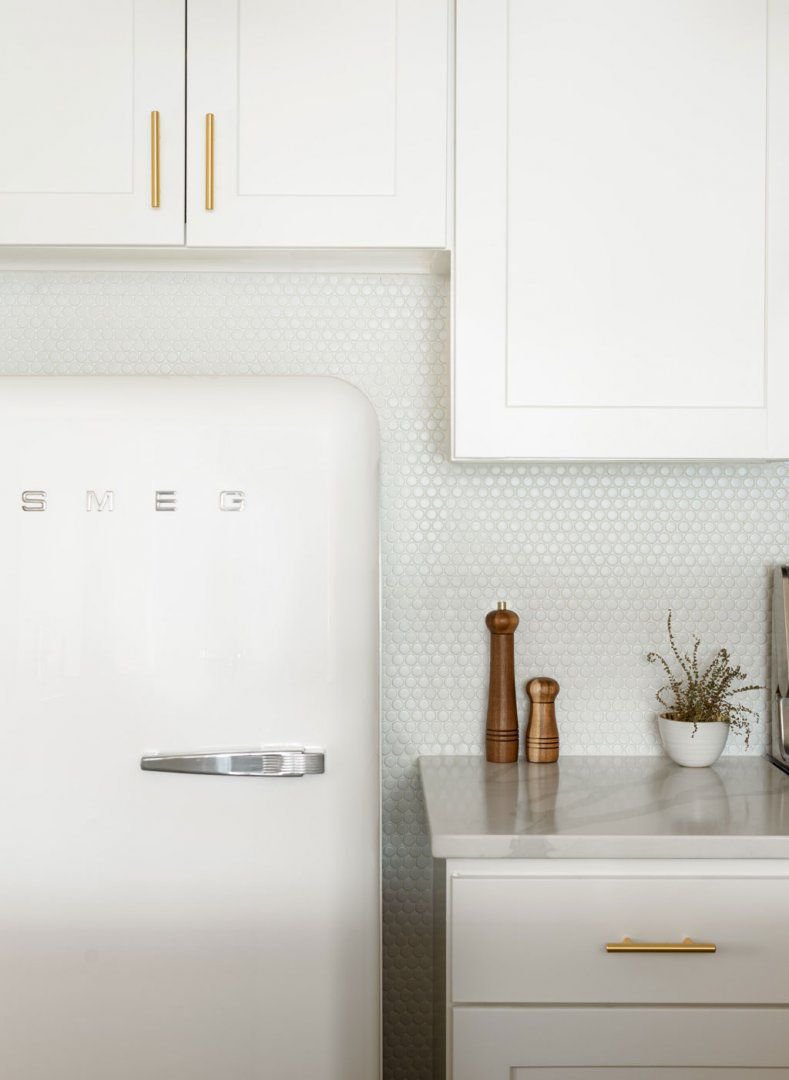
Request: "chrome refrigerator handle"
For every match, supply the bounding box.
[140,749,324,777]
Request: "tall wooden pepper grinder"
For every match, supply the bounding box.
[485,602,520,763]
[525,678,560,762]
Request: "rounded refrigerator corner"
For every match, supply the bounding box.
[315,376,381,447]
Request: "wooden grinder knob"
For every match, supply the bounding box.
[525,677,560,763]
[485,602,520,763]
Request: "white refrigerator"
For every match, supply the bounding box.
[0,376,380,1079]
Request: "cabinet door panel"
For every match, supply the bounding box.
[187,0,448,247]
[452,1008,789,1080]
[454,0,789,459]
[237,0,396,197]
[0,0,184,245]
[1,1,133,194]
[506,0,765,411]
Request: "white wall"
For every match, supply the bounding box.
[0,269,785,1079]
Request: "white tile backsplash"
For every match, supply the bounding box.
[0,269,786,1078]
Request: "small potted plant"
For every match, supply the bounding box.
[647,611,761,767]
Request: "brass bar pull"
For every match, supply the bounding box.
[150,111,160,208]
[606,937,716,954]
[205,113,215,210]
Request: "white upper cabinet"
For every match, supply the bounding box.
[0,0,185,245]
[186,0,449,247]
[454,0,789,460]
[0,1,448,249]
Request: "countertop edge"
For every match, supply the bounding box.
[429,836,789,860]
[420,754,789,861]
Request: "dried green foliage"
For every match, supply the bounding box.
[647,611,761,748]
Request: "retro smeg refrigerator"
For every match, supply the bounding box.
[0,377,380,1080]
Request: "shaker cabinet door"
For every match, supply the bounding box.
[186,0,449,247]
[454,0,789,459]
[0,0,185,245]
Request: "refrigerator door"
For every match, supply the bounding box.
[0,376,380,1080]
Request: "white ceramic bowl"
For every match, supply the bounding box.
[657,715,729,768]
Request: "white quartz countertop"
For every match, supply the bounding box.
[418,754,789,859]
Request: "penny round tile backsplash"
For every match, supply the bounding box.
[1,270,786,1078]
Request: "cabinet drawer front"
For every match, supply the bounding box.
[451,875,789,1004]
[452,1007,789,1079]
[513,1073,786,1079]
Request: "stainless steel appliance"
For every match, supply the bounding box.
[770,566,789,773]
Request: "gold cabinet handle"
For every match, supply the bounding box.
[205,113,215,210]
[606,937,716,954]
[150,110,160,208]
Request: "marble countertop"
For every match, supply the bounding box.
[418,755,789,859]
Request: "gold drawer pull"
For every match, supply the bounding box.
[606,937,716,954]
[205,112,215,210]
[150,110,160,208]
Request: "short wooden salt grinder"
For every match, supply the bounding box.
[485,602,520,763]
[525,678,560,763]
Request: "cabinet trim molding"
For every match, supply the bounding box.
[0,246,450,276]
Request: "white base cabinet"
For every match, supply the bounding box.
[436,860,789,1079]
